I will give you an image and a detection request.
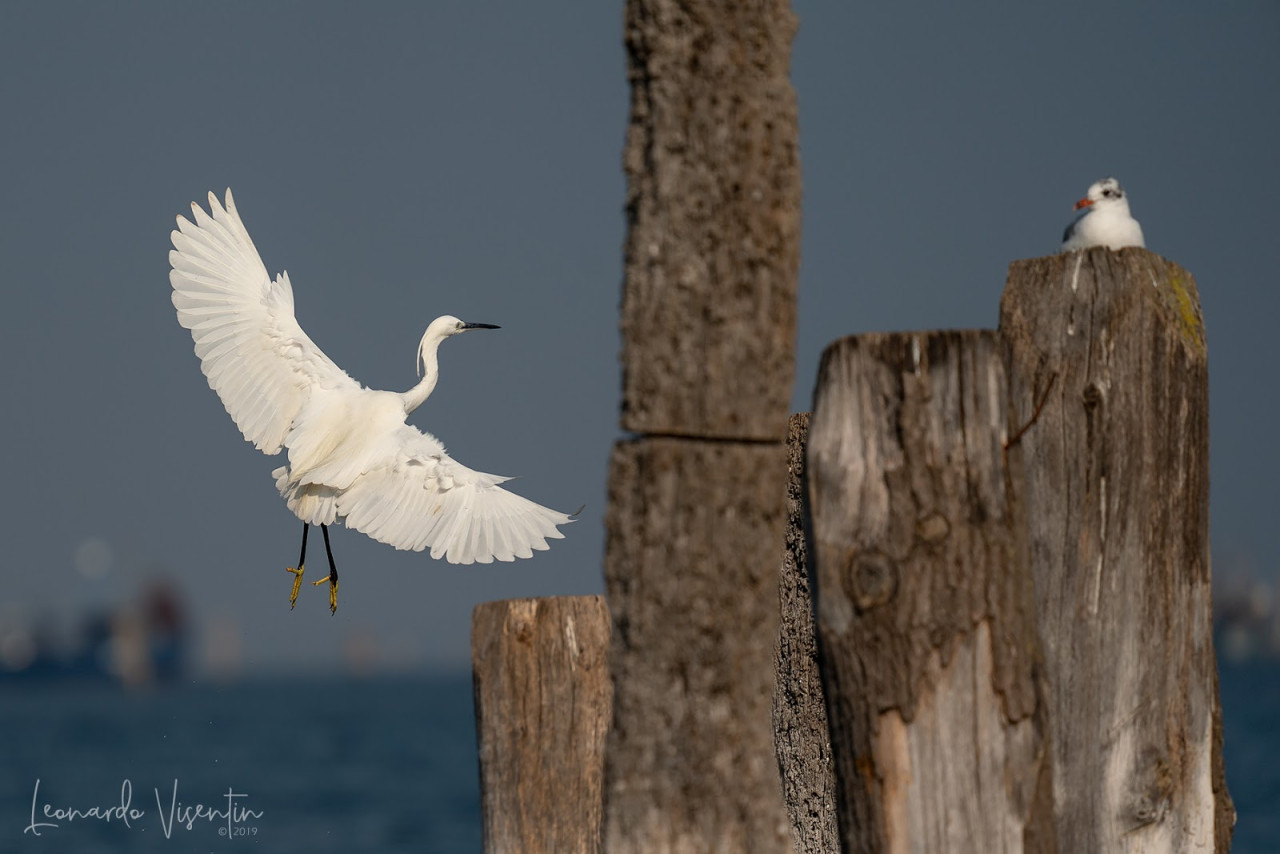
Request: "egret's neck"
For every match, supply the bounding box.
[401,333,444,414]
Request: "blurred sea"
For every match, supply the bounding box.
[1220,661,1280,852]
[2,675,481,853]
[1,662,1276,852]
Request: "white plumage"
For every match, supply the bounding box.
[170,190,572,573]
[1061,177,1145,251]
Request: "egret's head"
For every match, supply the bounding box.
[417,315,501,377]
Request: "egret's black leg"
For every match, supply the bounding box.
[286,523,309,609]
[310,523,339,615]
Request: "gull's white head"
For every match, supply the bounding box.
[1075,177,1129,212]
[417,315,500,377]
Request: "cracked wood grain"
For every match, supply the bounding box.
[1000,247,1232,853]
[808,330,1053,854]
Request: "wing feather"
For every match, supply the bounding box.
[170,189,358,455]
[336,426,571,564]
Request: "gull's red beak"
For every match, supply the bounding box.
[1074,197,1095,211]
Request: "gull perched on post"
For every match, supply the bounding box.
[170,190,573,613]
[1061,177,1145,251]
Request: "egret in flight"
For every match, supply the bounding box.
[170,190,573,613]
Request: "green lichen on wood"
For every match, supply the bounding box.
[1159,266,1208,359]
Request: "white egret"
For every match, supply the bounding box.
[170,190,573,613]
[1061,177,1145,251]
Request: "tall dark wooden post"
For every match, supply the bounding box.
[603,0,802,851]
[774,412,840,853]
[1000,248,1233,853]
[807,331,1055,853]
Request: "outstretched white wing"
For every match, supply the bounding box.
[170,190,358,455]
[335,425,572,564]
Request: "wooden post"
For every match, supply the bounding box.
[1000,248,1234,852]
[807,331,1055,853]
[603,0,802,851]
[774,412,840,853]
[618,3,801,440]
[472,596,612,854]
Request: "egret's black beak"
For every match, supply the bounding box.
[461,322,500,331]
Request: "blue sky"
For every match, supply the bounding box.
[1,2,1276,671]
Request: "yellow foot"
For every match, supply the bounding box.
[312,575,339,615]
[286,565,305,609]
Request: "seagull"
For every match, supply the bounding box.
[1061,177,1145,251]
[170,190,574,614]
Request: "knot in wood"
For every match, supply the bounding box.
[1128,751,1174,827]
[915,512,950,544]
[1081,381,1105,410]
[509,600,539,643]
[844,551,897,612]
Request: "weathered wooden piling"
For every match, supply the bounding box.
[773,412,840,853]
[602,0,802,850]
[472,596,612,854]
[1000,248,1234,853]
[467,8,1233,849]
[806,330,1054,853]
